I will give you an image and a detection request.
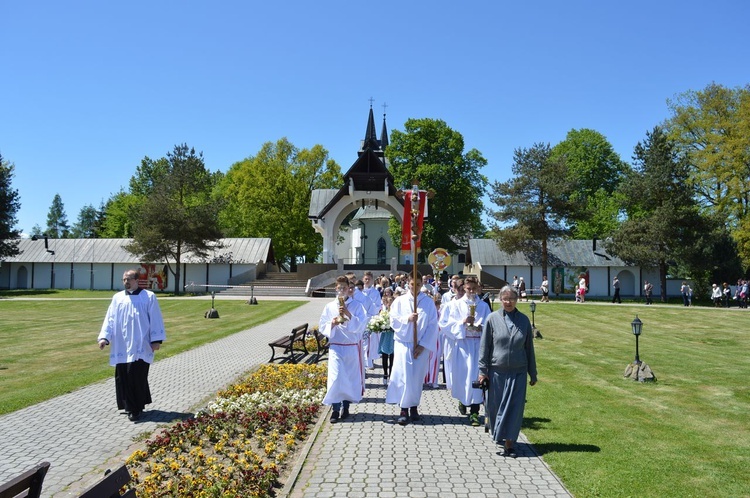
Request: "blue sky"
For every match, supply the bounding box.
[2,1,749,235]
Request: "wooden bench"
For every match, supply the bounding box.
[78,465,136,498]
[312,327,329,362]
[268,323,308,363]
[0,461,50,498]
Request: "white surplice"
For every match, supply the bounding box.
[385,291,439,408]
[319,296,367,405]
[361,285,383,365]
[442,295,491,406]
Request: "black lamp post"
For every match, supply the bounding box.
[529,300,537,328]
[631,315,643,364]
[206,291,220,318]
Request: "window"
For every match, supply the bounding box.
[377,237,386,265]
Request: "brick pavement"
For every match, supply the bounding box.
[288,368,571,498]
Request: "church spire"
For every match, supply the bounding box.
[380,102,389,150]
[362,99,379,151]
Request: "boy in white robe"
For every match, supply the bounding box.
[386,273,439,425]
[442,276,490,426]
[439,278,464,390]
[320,276,367,423]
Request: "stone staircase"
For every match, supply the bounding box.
[217,272,310,297]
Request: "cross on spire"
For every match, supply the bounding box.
[368,97,375,108]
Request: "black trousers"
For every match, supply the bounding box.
[115,360,152,413]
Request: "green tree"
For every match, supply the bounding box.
[70,204,99,238]
[97,190,138,238]
[45,194,69,238]
[217,138,342,269]
[386,118,488,254]
[551,128,628,238]
[605,126,705,301]
[488,143,573,277]
[0,153,22,259]
[665,82,750,267]
[126,144,224,294]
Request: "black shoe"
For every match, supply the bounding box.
[458,401,466,415]
[330,411,340,424]
[341,408,350,420]
[503,446,517,458]
[409,407,421,421]
[397,409,410,426]
[128,410,141,422]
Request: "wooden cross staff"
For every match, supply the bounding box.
[398,181,434,354]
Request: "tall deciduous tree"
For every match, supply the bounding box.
[386,118,488,253]
[45,194,69,238]
[551,128,628,238]
[606,127,708,301]
[665,82,750,267]
[97,190,137,238]
[126,144,223,294]
[0,153,22,258]
[488,143,572,277]
[217,138,342,269]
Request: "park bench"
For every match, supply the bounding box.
[268,323,308,363]
[312,327,329,361]
[78,464,136,497]
[0,461,50,498]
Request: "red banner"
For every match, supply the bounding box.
[401,190,427,251]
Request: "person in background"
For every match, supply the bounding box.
[540,275,549,302]
[612,276,622,304]
[478,285,537,458]
[439,278,464,391]
[518,277,527,302]
[644,280,654,305]
[378,290,395,385]
[711,283,722,307]
[423,291,443,389]
[98,269,166,422]
[578,275,587,303]
[722,282,732,308]
[361,271,383,370]
[681,281,690,307]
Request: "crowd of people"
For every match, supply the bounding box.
[318,270,537,458]
[709,279,748,308]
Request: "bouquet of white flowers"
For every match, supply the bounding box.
[367,310,391,333]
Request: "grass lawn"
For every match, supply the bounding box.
[1,291,748,496]
[0,291,305,415]
[518,301,750,497]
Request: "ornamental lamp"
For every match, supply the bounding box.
[623,315,656,382]
[529,300,542,339]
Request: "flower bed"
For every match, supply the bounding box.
[126,363,327,497]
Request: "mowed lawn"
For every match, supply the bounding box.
[0,293,305,415]
[517,301,750,497]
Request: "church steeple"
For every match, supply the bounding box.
[362,103,379,152]
[380,105,389,150]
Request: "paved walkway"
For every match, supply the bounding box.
[0,297,570,497]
